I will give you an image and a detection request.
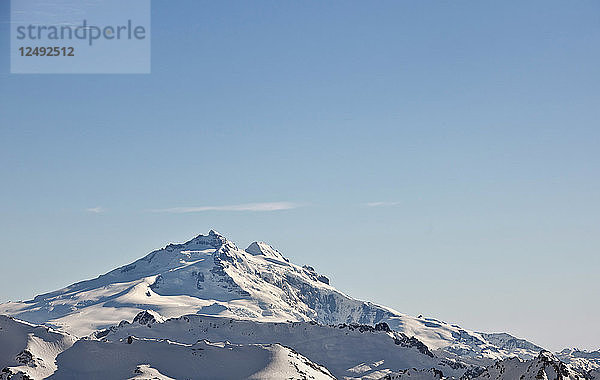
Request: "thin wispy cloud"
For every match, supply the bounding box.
[86,206,105,213]
[365,201,401,207]
[152,202,302,213]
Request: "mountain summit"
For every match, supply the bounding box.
[169,229,230,249]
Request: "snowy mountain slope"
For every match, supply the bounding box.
[48,338,334,380]
[0,231,544,364]
[0,316,76,379]
[129,365,175,380]
[93,310,471,379]
[0,316,334,380]
[556,349,600,374]
[379,351,597,380]
[379,368,444,380]
[471,350,588,380]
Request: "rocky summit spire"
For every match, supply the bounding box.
[163,230,232,251]
[189,230,229,248]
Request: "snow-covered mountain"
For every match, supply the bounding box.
[92,311,456,379]
[0,315,76,380]
[382,351,597,380]
[557,349,600,376]
[470,351,587,380]
[0,231,542,361]
[0,230,597,379]
[0,315,334,380]
[4,311,594,380]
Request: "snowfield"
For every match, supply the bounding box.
[1,315,334,380]
[49,338,335,380]
[0,316,76,379]
[93,311,451,379]
[1,230,598,379]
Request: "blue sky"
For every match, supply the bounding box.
[0,1,599,351]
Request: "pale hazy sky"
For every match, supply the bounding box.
[0,1,598,351]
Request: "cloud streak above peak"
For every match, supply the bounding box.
[152,202,302,213]
[85,206,105,213]
[365,201,401,207]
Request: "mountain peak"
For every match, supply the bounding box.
[177,229,231,249]
[208,229,223,237]
[245,241,287,261]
